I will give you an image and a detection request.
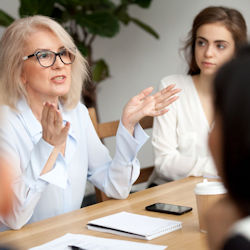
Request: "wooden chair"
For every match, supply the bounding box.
[88,107,154,202]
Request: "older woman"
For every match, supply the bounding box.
[0,15,179,230]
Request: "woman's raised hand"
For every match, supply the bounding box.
[41,102,70,147]
[121,84,181,135]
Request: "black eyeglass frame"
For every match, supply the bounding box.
[22,48,76,68]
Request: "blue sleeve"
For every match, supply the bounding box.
[85,106,149,199]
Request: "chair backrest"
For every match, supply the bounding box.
[88,107,154,202]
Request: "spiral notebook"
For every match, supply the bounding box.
[87,211,182,240]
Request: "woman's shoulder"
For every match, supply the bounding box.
[62,102,90,131]
[0,105,19,122]
[0,105,20,137]
[223,234,250,250]
[160,74,192,89]
[65,102,88,116]
[66,102,91,123]
[228,216,250,241]
[74,102,88,113]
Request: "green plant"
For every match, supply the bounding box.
[0,0,159,108]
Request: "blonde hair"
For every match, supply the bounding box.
[0,15,88,110]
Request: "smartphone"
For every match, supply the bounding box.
[145,203,192,215]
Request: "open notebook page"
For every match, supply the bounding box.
[87,211,182,240]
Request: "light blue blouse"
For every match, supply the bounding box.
[0,98,148,230]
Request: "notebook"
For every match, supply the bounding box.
[87,211,182,240]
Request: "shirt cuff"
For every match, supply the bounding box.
[39,155,69,189]
[114,121,149,163]
[24,138,54,189]
[24,138,69,190]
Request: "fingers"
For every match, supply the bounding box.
[41,102,49,127]
[164,83,177,91]
[154,84,181,100]
[140,84,181,118]
[153,84,181,110]
[162,85,181,96]
[123,84,180,125]
[42,102,61,125]
[41,102,69,146]
[55,109,63,128]
[137,86,154,101]
[47,104,56,125]
[155,95,179,111]
[61,121,70,137]
[156,108,169,116]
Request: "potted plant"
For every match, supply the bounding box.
[0,0,159,109]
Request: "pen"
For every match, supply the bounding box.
[68,245,87,250]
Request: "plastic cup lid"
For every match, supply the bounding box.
[194,179,227,195]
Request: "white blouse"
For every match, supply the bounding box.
[152,74,217,182]
[0,99,148,230]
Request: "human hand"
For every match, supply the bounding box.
[41,102,70,147]
[122,84,180,135]
[0,158,14,216]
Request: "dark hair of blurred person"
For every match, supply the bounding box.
[207,45,250,250]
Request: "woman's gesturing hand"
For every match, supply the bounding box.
[41,102,70,147]
[122,84,181,135]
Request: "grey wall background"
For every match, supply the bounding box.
[0,0,250,171]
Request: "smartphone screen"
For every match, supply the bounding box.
[145,203,192,215]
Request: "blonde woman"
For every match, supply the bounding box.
[0,16,179,230]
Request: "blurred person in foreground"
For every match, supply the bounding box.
[0,159,13,218]
[207,45,250,250]
[0,156,14,248]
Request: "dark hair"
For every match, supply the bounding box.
[213,45,250,215]
[183,6,247,75]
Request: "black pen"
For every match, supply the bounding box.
[68,245,87,250]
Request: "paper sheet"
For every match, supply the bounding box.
[29,233,167,250]
[87,211,182,240]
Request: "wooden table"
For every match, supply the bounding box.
[0,177,209,250]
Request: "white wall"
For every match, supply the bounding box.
[1,0,250,169]
[0,0,19,35]
[94,0,250,167]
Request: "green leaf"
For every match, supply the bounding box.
[92,59,110,83]
[114,4,130,25]
[76,11,119,37]
[82,0,115,9]
[130,17,159,39]
[58,0,83,5]
[57,0,115,11]
[133,0,152,8]
[0,10,14,27]
[19,0,56,16]
[50,6,65,22]
[121,0,152,8]
[76,42,88,57]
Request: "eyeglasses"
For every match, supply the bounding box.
[22,48,76,68]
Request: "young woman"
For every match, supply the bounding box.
[206,45,250,250]
[0,16,179,230]
[151,6,247,184]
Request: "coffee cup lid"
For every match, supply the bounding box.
[194,179,227,195]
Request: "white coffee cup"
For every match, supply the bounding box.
[194,179,227,233]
